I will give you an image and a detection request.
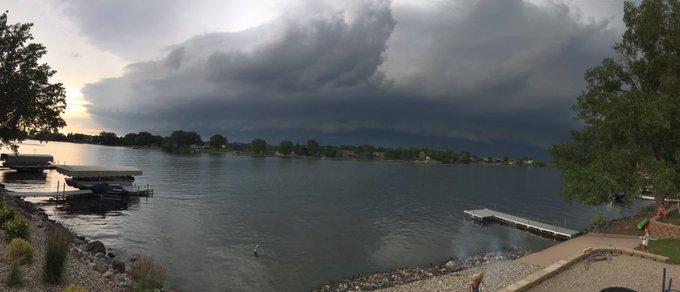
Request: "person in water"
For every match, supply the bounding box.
[469,271,488,292]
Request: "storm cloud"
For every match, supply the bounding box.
[80,0,621,158]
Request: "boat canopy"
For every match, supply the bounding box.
[56,165,143,178]
[1,153,54,163]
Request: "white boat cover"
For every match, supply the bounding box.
[56,165,143,177]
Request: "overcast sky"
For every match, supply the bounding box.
[4,0,630,158]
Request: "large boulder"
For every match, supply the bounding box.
[85,240,106,254]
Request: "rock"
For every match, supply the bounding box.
[103,270,114,280]
[445,260,457,270]
[85,240,106,254]
[93,263,108,273]
[95,252,106,259]
[112,260,126,274]
[115,273,126,283]
[107,252,116,258]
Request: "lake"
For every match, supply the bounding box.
[0,141,644,291]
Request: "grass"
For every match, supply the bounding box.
[42,224,74,284]
[635,238,680,264]
[591,212,607,225]
[658,212,680,226]
[129,255,166,291]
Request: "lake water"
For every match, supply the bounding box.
[0,141,645,291]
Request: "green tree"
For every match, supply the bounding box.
[0,11,66,151]
[250,138,267,155]
[306,139,320,156]
[208,134,227,149]
[278,140,294,155]
[162,130,202,152]
[551,0,680,206]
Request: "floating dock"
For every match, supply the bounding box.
[464,208,580,240]
[6,185,153,200]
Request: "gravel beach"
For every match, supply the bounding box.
[0,191,127,291]
[377,261,541,292]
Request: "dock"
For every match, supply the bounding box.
[7,190,93,198]
[464,208,580,240]
[6,184,153,200]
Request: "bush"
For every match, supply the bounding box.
[129,255,166,291]
[591,213,607,225]
[6,264,23,287]
[0,195,5,208]
[4,238,33,265]
[63,284,87,292]
[42,224,73,284]
[2,218,30,242]
[0,207,17,225]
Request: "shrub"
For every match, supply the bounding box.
[42,224,73,284]
[591,213,607,225]
[0,207,17,225]
[3,218,30,242]
[129,255,166,291]
[4,238,33,265]
[63,284,87,292]
[6,264,23,287]
[0,195,5,208]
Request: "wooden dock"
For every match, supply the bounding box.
[7,190,93,198]
[464,208,580,240]
[6,184,153,200]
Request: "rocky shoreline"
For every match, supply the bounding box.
[0,186,165,291]
[312,246,531,291]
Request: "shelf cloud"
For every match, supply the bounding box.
[77,0,621,157]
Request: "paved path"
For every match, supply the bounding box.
[517,233,642,267]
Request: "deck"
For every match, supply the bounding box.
[464,208,580,239]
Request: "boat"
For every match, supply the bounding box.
[1,153,54,171]
[55,165,150,197]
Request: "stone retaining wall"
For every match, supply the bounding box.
[649,207,680,239]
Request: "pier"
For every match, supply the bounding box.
[464,208,580,240]
[6,185,153,201]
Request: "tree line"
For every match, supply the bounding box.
[32,130,545,166]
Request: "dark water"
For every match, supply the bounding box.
[1,141,645,291]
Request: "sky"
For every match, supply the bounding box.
[3,0,631,159]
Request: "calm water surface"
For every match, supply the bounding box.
[1,141,644,291]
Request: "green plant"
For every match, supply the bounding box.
[6,264,23,287]
[0,195,5,208]
[591,213,607,225]
[0,207,16,225]
[4,238,33,265]
[2,218,30,242]
[129,254,166,291]
[63,284,87,292]
[42,224,73,284]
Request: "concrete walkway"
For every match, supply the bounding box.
[517,233,642,267]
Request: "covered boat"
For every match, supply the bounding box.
[1,153,54,171]
[56,165,142,190]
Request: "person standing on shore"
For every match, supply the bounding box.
[640,227,650,253]
[469,271,488,292]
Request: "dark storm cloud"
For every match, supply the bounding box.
[81,0,621,157]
